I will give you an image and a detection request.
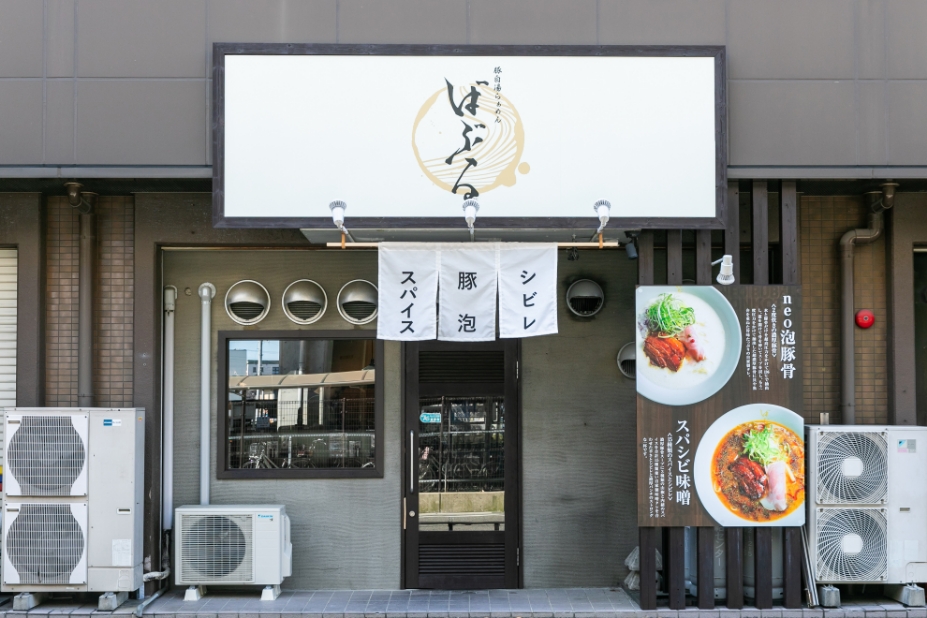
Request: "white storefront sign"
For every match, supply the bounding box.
[217,47,723,228]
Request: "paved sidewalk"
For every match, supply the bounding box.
[0,589,922,618]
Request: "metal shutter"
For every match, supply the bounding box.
[0,248,17,466]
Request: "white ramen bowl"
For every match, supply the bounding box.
[635,286,741,406]
[694,403,805,527]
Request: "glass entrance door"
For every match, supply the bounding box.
[418,396,506,531]
[403,341,519,589]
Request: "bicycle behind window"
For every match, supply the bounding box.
[218,331,384,479]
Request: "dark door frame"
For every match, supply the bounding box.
[401,339,521,589]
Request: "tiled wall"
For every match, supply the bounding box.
[94,197,134,406]
[45,196,134,407]
[45,198,80,406]
[800,196,888,424]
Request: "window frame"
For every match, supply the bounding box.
[216,330,385,479]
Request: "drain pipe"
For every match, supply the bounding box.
[66,182,97,407]
[162,287,177,529]
[840,182,897,424]
[198,283,216,505]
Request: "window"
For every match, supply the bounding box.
[218,331,384,478]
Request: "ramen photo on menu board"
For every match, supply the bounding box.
[635,287,741,407]
[694,404,806,526]
[713,420,805,522]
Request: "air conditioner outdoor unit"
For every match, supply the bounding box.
[807,425,927,594]
[1,408,144,610]
[175,504,292,600]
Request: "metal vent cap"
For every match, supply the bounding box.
[337,279,378,325]
[225,280,271,325]
[282,280,327,325]
[617,342,636,379]
[566,279,604,317]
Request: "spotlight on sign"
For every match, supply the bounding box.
[590,199,611,241]
[462,199,480,242]
[329,200,355,242]
[624,231,639,261]
[713,255,735,285]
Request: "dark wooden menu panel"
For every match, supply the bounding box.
[637,285,803,527]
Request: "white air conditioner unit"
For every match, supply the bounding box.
[807,425,927,585]
[1,408,144,600]
[175,505,292,598]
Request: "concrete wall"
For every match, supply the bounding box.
[163,249,403,589]
[2,1,927,172]
[887,193,927,425]
[162,243,641,589]
[522,249,638,587]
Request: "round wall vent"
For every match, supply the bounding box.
[224,280,270,325]
[566,279,604,317]
[337,280,378,325]
[282,280,327,325]
[617,342,636,379]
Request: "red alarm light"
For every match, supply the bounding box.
[855,309,875,329]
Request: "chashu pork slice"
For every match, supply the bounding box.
[643,335,687,372]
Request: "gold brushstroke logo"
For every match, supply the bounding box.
[412,78,526,200]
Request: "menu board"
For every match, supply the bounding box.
[636,286,803,527]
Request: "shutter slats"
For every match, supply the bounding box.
[419,544,506,575]
[0,249,17,469]
[419,351,505,383]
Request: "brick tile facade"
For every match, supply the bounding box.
[45,197,79,406]
[800,196,888,425]
[45,196,134,407]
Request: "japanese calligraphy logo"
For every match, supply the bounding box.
[412,69,527,202]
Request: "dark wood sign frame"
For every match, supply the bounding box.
[212,43,727,230]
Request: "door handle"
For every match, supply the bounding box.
[410,430,415,494]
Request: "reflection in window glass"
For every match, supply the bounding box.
[226,338,376,470]
[417,396,505,531]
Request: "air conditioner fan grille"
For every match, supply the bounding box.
[6,504,84,584]
[181,514,253,583]
[817,432,888,504]
[816,508,887,582]
[8,416,85,495]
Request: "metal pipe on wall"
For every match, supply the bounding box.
[839,183,896,424]
[162,286,177,529]
[198,283,216,505]
[78,208,96,407]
